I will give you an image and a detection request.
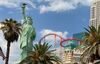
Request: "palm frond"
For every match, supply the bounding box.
[20,42,62,64]
[81,26,100,63]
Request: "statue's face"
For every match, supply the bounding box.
[26,16,32,24]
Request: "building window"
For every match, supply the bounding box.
[92,7,96,18]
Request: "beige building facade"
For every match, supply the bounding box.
[90,0,100,28]
[54,47,84,64]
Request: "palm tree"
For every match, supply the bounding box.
[19,42,62,64]
[81,26,100,63]
[0,18,21,64]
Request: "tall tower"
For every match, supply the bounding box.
[90,0,100,29]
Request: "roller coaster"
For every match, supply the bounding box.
[39,33,82,48]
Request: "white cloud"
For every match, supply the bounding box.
[40,29,68,61]
[40,29,68,42]
[0,31,7,64]
[39,0,92,13]
[0,0,36,8]
[0,0,92,13]
[9,41,21,64]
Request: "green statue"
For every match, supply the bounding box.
[20,3,36,60]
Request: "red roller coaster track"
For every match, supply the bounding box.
[39,33,82,47]
[39,33,65,43]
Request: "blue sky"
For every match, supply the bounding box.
[0,0,90,37]
[0,0,91,64]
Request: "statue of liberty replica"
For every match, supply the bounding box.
[20,3,36,60]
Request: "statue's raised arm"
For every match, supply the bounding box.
[22,3,27,24]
